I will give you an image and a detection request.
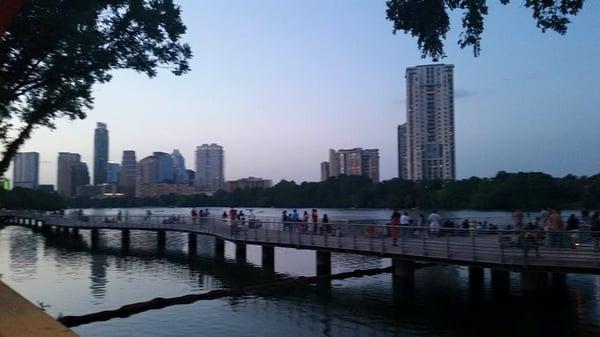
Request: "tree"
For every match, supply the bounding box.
[386,0,586,60]
[0,0,192,176]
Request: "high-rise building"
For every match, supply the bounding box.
[320,162,330,182]
[136,155,159,197]
[93,122,109,185]
[324,148,380,182]
[118,150,137,195]
[153,152,174,183]
[397,123,408,179]
[195,144,224,192]
[57,152,89,197]
[186,169,195,186]
[405,64,456,180]
[106,162,121,185]
[171,149,188,184]
[13,152,39,189]
[225,177,273,192]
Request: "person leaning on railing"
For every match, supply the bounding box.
[590,212,600,251]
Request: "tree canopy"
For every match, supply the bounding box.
[0,0,192,176]
[386,0,586,60]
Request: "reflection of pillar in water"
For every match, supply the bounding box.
[188,233,197,255]
[90,253,109,299]
[121,229,130,254]
[491,269,511,301]
[262,245,275,273]
[469,266,484,301]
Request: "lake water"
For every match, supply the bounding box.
[1,208,599,337]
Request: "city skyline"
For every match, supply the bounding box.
[9,1,600,185]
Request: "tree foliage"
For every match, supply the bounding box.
[64,172,600,211]
[0,0,192,175]
[386,0,586,60]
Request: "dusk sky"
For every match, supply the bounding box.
[15,0,600,185]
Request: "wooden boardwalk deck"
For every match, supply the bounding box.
[4,211,600,274]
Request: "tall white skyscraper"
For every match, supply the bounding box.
[13,152,39,189]
[405,64,456,180]
[195,144,224,192]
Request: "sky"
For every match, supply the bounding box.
[14,0,600,185]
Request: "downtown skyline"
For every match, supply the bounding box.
[8,0,600,185]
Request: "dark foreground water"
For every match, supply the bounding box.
[1,208,599,337]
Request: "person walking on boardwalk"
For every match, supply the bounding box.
[390,210,400,246]
[282,210,290,231]
[513,209,524,230]
[400,211,410,236]
[548,208,564,247]
[191,207,198,224]
[428,211,441,236]
[590,212,600,251]
[322,214,330,234]
[311,209,319,234]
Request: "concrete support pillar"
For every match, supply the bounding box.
[392,259,415,288]
[521,271,548,295]
[235,243,247,263]
[214,238,225,259]
[121,229,130,253]
[157,230,166,249]
[469,266,484,288]
[90,228,99,250]
[188,233,197,255]
[316,251,332,276]
[262,245,275,272]
[72,227,79,236]
[491,269,510,300]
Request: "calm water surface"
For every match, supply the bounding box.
[1,208,599,336]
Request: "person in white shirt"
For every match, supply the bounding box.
[428,211,441,236]
[400,212,410,236]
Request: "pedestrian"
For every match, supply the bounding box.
[567,214,580,248]
[513,209,524,230]
[539,207,550,231]
[428,210,441,236]
[390,209,400,246]
[322,214,330,234]
[590,212,600,251]
[548,208,564,247]
[191,207,198,224]
[311,209,319,234]
[400,211,410,236]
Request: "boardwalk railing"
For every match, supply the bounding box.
[3,211,600,273]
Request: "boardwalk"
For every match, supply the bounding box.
[3,210,600,275]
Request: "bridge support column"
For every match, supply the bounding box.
[214,238,225,259]
[262,245,275,272]
[316,251,331,276]
[521,271,548,295]
[235,243,247,263]
[491,269,510,300]
[157,230,166,250]
[188,233,197,255]
[90,228,99,250]
[121,229,130,253]
[469,267,484,288]
[71,227,79,236]
[392,259,415,288]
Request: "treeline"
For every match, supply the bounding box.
[65,171,600,211]
[0,187,66,210]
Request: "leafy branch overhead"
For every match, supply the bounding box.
[0,0,192,175]
[386,0,586,60]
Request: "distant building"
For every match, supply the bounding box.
[325,148,380,182]
[320,162,330,182]
[136,155,159,197]
[38,184,55,193]
[225,177,272,192]
[106,162,120,185]
[397,123,408,180]
[153,152,174,183]
[57,152,88,197]
[185,169,195,186]
[405,64,456,180]
[136,183,196,198]
[77,184,117,198]
[93,122,109,185]
[13,152,39,189]
[118,150,137,195]
[195,144,224,192]
[171,149,188,184]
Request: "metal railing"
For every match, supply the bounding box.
[3,210,600,271]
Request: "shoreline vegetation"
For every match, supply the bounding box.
[1,171,599,211]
